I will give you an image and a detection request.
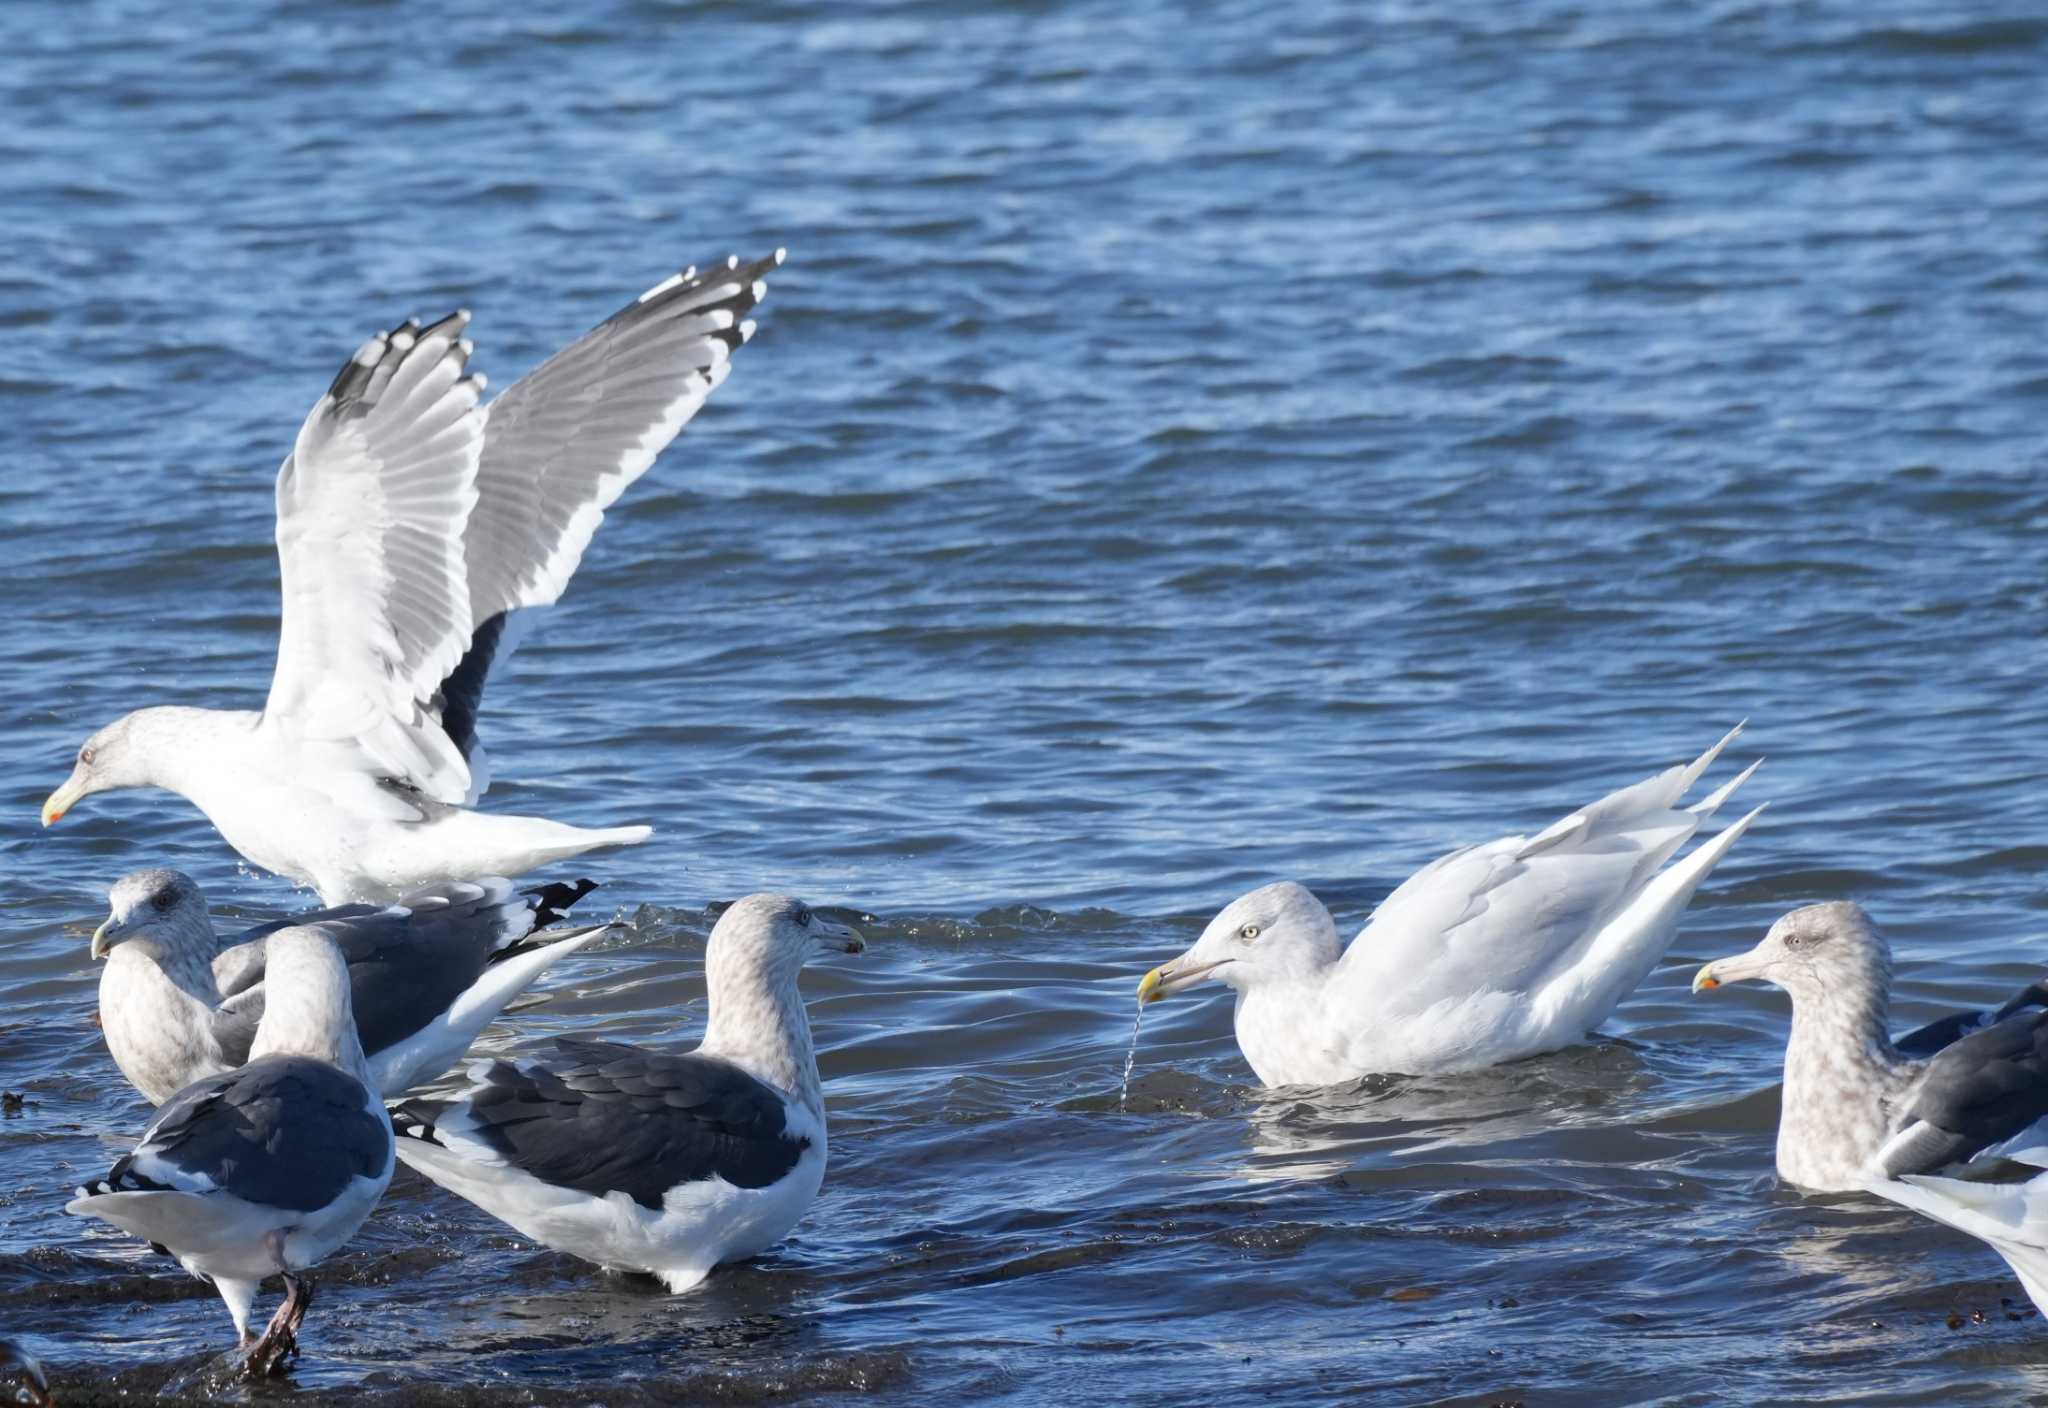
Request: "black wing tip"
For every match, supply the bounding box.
[624,248,785,339]
[523,877,600,931]
[389,1099,445,1144]
[322,309,477,411]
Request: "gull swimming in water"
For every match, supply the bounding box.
[92,868,609,1103]
[1693,900,2048,1192]
[67,927,395,1376]
[1137,726,1762,1084]
[41,253,783,904]
[391,893,862,1292]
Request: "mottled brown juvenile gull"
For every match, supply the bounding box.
[1136,726,1762,1083]
[392,894,862,1292]
[68,928,395,1377]
[92,868,609,1104]
[1694,901,2048,1192]
[41,253,784,904]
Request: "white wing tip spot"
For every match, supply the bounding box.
[773,247,788,265]
[751,279,768,301]
[469,371,489,394]
[725,253,739,269]
[457,337,475,359]
[638,271,687,304]
[738,318,757,342]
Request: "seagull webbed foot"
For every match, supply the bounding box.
[243,1273,314,1379]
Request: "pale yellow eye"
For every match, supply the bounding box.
[1239,923,1260,941]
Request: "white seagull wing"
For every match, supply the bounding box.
[432,252,784,788]
[264,312,489,804]
[1334,725,1758,1026]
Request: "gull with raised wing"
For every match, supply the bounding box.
[1138,726,1762,1083]
[42,253,784,903]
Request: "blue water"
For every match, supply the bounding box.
[4,2,2048,1403]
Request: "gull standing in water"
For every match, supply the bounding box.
[1138,726,1762,1083]
[392,894,861,1292]
[91,868,609,1103]
[68,928,394,1376]
[42,253,783,903]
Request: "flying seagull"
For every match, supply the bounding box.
[392,893,862,1292]
[92,868,609,1103]
[1138,726,1761,1083]
[68,927,395,1377]
[1694,900,2048,1192]
[42,252,784,903]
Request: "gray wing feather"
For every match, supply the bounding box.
[429,254,780,767]
[395,1036,804,1210]
[96,1056,389,1213]
[210,880,534,1058]
[1878,1010,2048,1177]
[1895,978,2048,1061]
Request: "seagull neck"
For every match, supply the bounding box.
[1777,978,1908,1184]
[126,707,258,800]
[1784,976,1900,1072]
[1233,971,1340,1087]
[698,965,821,1115]
[104,942,222,1031]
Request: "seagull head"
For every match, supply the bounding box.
[707,893,867,989]
[1138,881,1343,1004]
[1691,900,1890,1003]
[42,711,155,826]
[91,868,216,963]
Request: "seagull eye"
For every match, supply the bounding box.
[792,904,812,928]
[151,890,176,913]
[1239,923,1260,941]
[79,747,95,766]
[1784,933,1805,949]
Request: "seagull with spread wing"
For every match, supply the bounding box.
[42,253,783,903]
[1137,726,1762,1082]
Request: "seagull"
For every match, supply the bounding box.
[67,927,395,1377]
[391,893,862,1292]
[1693,900,2048,1192]
[41,252,785,904]
[1136,726,1762,1083]
[92,868,610,1104]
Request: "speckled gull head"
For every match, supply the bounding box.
[1137,881,1344,1004]
[91,867,215,964]
[709,894,868,987]
[1690,900,1892,1004]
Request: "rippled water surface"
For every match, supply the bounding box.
[4,2,2048,1403]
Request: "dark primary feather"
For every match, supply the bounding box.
[1877,1009,2048,1177]
[524,877,598,931]
[395,1037,806,1209]
[208,879,576,1057]
[435,610,509,763]
[85,1056,389,1213]
[1895,978,2048,1060]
